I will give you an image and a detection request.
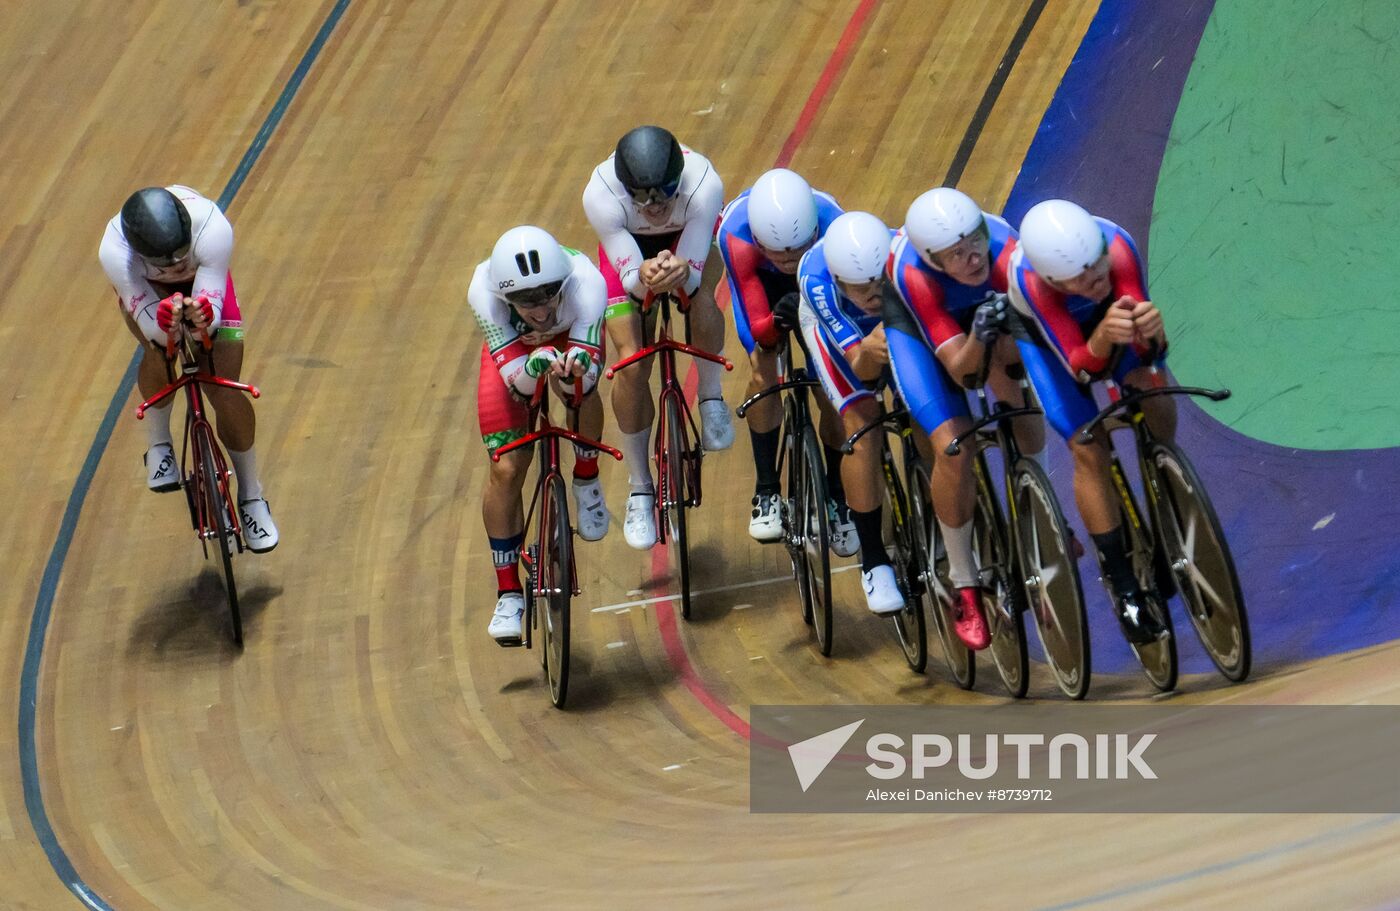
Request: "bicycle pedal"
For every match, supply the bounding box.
[493,636,524,649]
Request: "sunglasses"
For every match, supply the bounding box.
[627,178,681,206]
[505,280,564,308]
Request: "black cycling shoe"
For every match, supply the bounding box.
[1113,587,1169,645]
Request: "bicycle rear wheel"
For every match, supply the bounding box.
[661,394,693,620]
[1148,441,1250,681]
[914,462,974,689]
[1013,459,1089,699]
[196,427,243,649]
[800,425,834,656]
[976,458,1027,698]
[883,451,927,673]
[540,473,572,707]
[1116,480,1178,693]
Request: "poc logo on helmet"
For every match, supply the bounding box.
[498,279,516,289]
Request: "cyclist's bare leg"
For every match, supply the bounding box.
[929,416,977,526]
[551,376,605,444]
[744,347,781,434]
[120,307,170,401]
[208,337,255,453]
[482,447,531,541]
[988,336,1045,457]
[687,256,727,366]
[840,397,884,513]
[1125,365,1178,441]
[1070,434,1119,535]
[605,305,656,489]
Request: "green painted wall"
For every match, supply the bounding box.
[1151,0,1400,449]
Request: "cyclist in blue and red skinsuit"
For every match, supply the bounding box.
[1007,198,1173,645]
[717,168,856,552]
[884,187,1045,650]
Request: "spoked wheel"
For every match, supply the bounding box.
[799,425,834,656]
[883,453,927,673]
[660,394,693,621]
[1013,459,1089,699]
[539,474,573,708]
[1118,496,1178,693]
[914,462,974,689]
[1148,441,1250,682]
[975,458,1027,698]
[196,427,243,649]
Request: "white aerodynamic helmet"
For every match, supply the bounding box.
[489,225,571,305]
[904,187,986,267]
[1018,200,1107,281]
[748,168,820,251]
[822,211,891,285]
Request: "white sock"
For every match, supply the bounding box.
[228,447,264,501]
[938,517,979,589]
[696,358,724,402]
[146,402,174,449]
[620,429,653,492]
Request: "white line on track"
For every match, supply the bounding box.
[591,563,860,613]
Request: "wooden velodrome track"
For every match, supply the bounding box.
[2,1,1397,908]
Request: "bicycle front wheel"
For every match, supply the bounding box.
[1013,458,1088,699]
[197,427,243,649]
[915,461,974,689]
[783,400,815,626]
[976,458,1027,698]
[885,451,927,673]
[1149,441,1250,682]
[661,394,693,620]
[800,425,834,656]
[540,473,572,708]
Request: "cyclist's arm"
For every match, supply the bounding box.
[188,212,234,333]
[1105,229,1167,354]
[673,163,724,296]
[562,265,607,392]
[468,269,535,395]
[889,249,977,380]
[583,172,646,300]
[719,230,780,349]
[99,227,165,344]
[1010,268,1105,382]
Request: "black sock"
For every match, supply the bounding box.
[1091,527,1137,595]
[749,427,781,496]
[851,506,890,572]
[824,445,846,504]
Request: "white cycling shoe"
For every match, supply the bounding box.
[861,564,905,616]
[623,491,658,550]
[145,443,180,493]
[699,398,735,451]
[238,498,279,553]
[828,502,859,558]
[749,493,783,543]
[571,477,611,542]
[489,591,525,645]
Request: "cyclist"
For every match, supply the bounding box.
[795,211,913,619]
[885,187,1046,651]
[470,226,610,645]
[582,125,732,551]
[99,185,278,552]
[716,167,856,554]
[1007,199,1173,645]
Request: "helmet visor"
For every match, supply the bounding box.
[627,176,682,206]
[144,244,191,268]
[504,280,564,308]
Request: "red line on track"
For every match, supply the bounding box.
[647,0,879,742]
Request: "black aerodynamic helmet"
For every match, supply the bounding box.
[120,187,192,263]
[613,126,684,201]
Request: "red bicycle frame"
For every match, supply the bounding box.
[604,289,732,534]
[491,379,623,607]
[136,324,260,548]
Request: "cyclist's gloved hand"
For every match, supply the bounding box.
[771,292,801,332]
[156,294,184,335]
[185,294,216,332]
[524,345,561,379]
[972,296,1010,344]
